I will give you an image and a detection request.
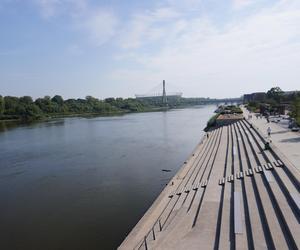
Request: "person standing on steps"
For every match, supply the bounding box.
[267,127,272,137]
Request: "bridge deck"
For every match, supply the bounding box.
[118,119,300,250]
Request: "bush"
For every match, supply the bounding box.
[205,114,219,131]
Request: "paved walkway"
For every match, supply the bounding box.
[243,106,300,171]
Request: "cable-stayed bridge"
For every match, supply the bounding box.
[135,80,182,106]
[135,81,242,105]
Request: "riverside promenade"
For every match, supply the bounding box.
[243,106,300,171]
[119,111,300,250]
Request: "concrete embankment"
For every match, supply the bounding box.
[119,112,300,250]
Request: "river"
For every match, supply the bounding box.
[0,105,216,250]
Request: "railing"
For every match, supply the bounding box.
[135,218,164,250]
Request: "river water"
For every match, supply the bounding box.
[0,105,216,250]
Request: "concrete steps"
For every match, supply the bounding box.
[119,119,300,250]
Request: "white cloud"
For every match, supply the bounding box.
[119,7,181,49]
[67,44,83,55]
[29,0,300,97]
[233,0,256,9]
[34,0,62,18]
[34,0,88,18]
[166,0,203,10]
[110,0,300,97]
[34,0,118,47]
[81,9,118,46]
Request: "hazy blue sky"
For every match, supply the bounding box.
[0,0,299,99]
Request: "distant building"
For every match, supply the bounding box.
[283,90,300,97]
[244,90,299,104]
[243,92,267,103]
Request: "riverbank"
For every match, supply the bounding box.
[0,106,171,122]
[0,104,216,125]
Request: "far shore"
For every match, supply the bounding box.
[0,104,218,124]
[0,106,184,124]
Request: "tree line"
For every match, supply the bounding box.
[0,94,246,122]
[0,95,151,121]
[247,87,300,125]
[266,88,300,125]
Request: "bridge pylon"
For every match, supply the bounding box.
[162,80,168,106]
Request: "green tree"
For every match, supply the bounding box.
[17,103,42,120]
[35,96,58,113]
[51,95,64,105]
[4,96,19,114]
[0,93,164,121]
[0,95,4,115]
[19,96,33,104]
[291,97,300,121]
[104,97,115,104]
[267,87,284,103]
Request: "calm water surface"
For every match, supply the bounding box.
[0,106,215,250]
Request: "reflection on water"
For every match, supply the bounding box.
[0,106,215,250]
[0,119,66,132]
[0,120,20,132]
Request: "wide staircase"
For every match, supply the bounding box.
[119,119,300,250]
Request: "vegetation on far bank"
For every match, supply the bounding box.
[0,95,159,121]
[0,93,243,122]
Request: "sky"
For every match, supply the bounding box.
[0,0,299,99]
